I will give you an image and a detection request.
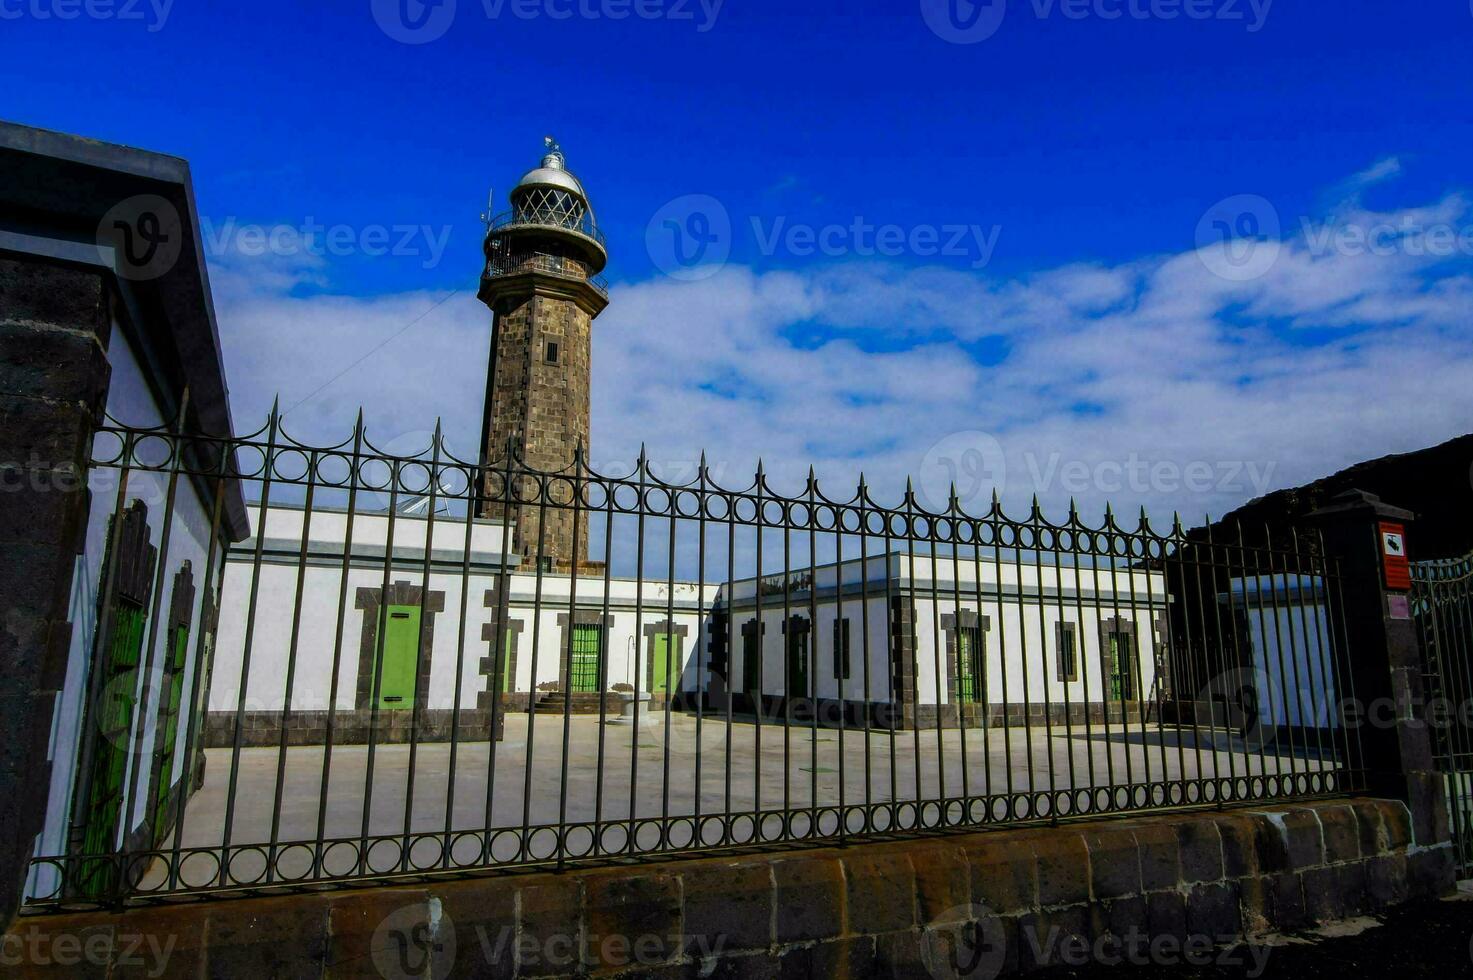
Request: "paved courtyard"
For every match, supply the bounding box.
[144,710,1342,887]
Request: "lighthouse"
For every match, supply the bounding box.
[477,137,609,567]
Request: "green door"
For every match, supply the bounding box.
[79,601,147,896]
[500,630,515,693]
[786,630,808,699]
[377,605,422,709]
[652,633,681,696]
[1107,632,1134,701]
[570,624,601,693]
[956,627,983,704]
[151,624,190,837]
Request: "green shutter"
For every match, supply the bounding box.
[377,605,422,709]
[956,627,984,704]
[150,625,190,835]
[78,601,147,897]
[571,624,601,693]
[502,629,515,693]
[652,632,678,696]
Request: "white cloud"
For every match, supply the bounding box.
[210,172,1473,527]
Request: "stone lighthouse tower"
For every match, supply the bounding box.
[477,137,608,567]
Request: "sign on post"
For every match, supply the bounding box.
[1380,521,1411,591]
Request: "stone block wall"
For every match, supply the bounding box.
[0,257,112,930]
[2,798,1454,977]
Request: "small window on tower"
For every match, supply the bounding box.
[545,341,560,364]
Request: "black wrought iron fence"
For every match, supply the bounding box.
[1413,551,1473,872]
[23,413,1365,910]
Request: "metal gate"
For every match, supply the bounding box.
[1412,550,1473,874]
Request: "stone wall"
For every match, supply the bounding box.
[199,708,499,747]
[0,257,112,931]
[2,798,1454,978]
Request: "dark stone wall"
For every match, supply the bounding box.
[0,256,113,929]
[2,799,1453,977]
[199,708,499,747]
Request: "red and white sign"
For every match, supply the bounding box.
[1380,521,1411,591]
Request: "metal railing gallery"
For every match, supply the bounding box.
[24,412,1365,909]
[1413,550,1473,873]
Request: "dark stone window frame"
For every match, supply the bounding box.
[1098,615,1140,701]
[482,581,525,694]
[642,619,690,694]
[354,580,445,711]
[939,609,992,705]
[1056,621,1079,683]
[555,610,615,692]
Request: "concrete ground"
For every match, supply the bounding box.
[155,713,1337,887]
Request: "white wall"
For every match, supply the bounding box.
[210,509,721,712]
[713,554,1165,709]
[1243,595,1337,730]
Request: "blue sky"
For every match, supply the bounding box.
[5,0,1473,519]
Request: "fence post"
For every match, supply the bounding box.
[1310,490,1452,856]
